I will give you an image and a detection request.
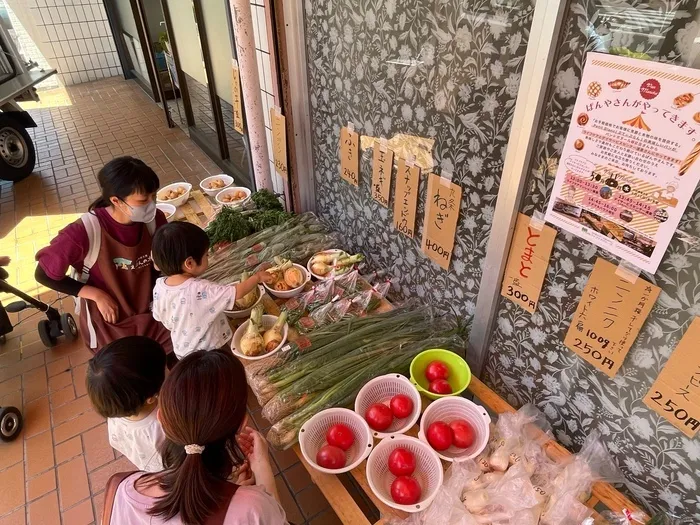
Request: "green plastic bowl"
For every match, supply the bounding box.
[410,349,471,400]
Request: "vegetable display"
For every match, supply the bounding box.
[309,250,365,277]
[239,305,265,356]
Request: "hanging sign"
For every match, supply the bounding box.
[371,140,394,207]
[270,108,287,179]
[421,173,462,270]
[643,317,700,437]
[544,52,700,273]
[564,257,660,377]
[392,157,420,238]
[231,59,244,134]
[500,213,557,313]
[339,126,360,186]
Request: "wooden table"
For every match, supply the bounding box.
[183,196,648,524]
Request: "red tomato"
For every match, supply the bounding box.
[391,476,422,505]
[449,419,475,448]
[388,447,416,476]
[424,360,449,382]
[326,423,355,451]
[365,403,393,431]
[426,421,453,451]
[389,394,414,419]
[428,379,453,395]
[316,445,346,469]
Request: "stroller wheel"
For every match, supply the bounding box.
[38,320,57,348]
[0,406,23,442]
[60,313,78,342]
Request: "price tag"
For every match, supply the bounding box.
[500,213,556,313]
[421,173,462,270]
[564,258,660,377]
[270,107,288,179]
[371,141,394,207]
[231,59,244,134]
[644,317,700,437]
[392,157,420,238]
[339,126,360,186]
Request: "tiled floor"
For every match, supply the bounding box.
[0,78,342,525]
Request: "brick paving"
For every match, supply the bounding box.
[0,78,341,525]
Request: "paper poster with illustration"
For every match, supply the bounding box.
[545,52,700,273]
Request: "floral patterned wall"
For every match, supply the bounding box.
[303,0,534,317]
[484,0,700,521]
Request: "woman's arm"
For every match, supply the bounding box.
[35,265,84,296]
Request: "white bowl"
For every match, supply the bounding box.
[366,435,443,513]
[231,314,288,361]
[215,186,251,208]
[299,408,374,474]
[200,174,234,197]
[307,249,349,280]
[156,203,176,221]
[157,182,192,208]
[224,284,265,319]
[354,374,422,439]
[418,397,491,462]
[263,263,310,299]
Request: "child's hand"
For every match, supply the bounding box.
[256,269,276,285]
[0,256,10,267]
[232,461,255,486]
[237,426,270,471]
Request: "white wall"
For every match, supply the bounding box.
[7,0,122,86]
[165,0,206,86]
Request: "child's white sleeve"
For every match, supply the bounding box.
[202,281,237,311]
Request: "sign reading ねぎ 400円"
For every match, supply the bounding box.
[545,52,700,273]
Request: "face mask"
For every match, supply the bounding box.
[122,199,157,223]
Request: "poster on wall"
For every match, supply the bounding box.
[270,108,288,179]
[500,213,557,313]
[643,317,700,438]
[564,258,660,377]
[392,157,420,238]
[421,174,462,270]
[339,126,360,186]
[544,52,700,273]
[231,59,244,134]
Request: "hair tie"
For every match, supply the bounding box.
[184,444,205,455]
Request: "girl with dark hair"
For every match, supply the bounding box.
[34,156,173,357]
[103,349,287,525]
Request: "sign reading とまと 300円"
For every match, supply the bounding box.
[545,52,700,273]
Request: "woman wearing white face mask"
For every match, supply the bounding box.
[36,157,174,360]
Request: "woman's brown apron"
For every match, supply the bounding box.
[78,225,172,354]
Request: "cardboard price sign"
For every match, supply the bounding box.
[564,258,660,377]
[643,317,700,437]
[421,174,462,270]
[231,60,244,134]
[392,157,420,238]
[500,213,556,313]
[270,108,287,179]
[339,126,360,186]
[371,143,394,207]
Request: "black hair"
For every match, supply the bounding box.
[86,336,166,418]
[151,222,210,276]
[89,156,160,211]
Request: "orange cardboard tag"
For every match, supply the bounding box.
[392,157,420,238]
[231,62,244,134]
[371,144,394,207]
[339,127,359,186]
[564,258,660,377]
[644,317,700,437]
[270,108,287,179]
[500,213,556,313]
[421,174,462,270]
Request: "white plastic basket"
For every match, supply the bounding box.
[418,396,491,462]
[263,264,310,299]
[224,285,265,319]
[354,374,421,439]
[200,174,234,197]
[299,408,373,474]
[366,435,443,513]
[215,186,251,208]
[157,182,192,208]
[231,314,288,361]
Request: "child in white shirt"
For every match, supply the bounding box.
[86,336,166,472]
[151,221,274,359]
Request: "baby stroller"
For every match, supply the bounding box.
[0,266,78,441]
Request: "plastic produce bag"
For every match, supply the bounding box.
[331,269,359,298]
[488,403,552,473]
[591,509,649,525]
[540,431,623,525]
[281,290,312,326]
